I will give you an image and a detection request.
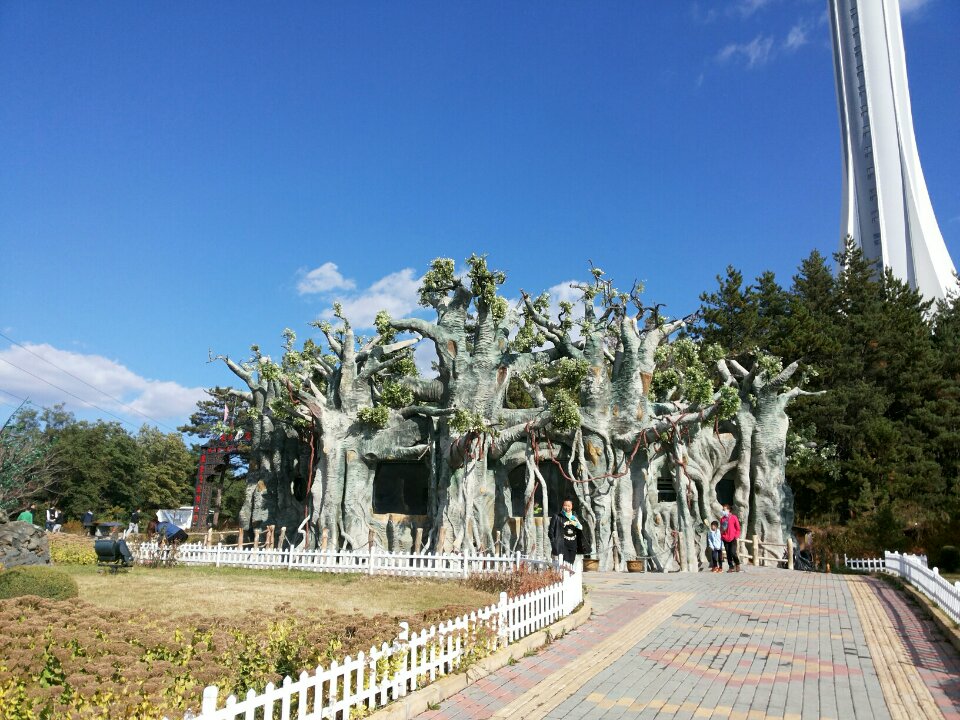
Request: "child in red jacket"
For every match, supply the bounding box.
[720,504,742,572]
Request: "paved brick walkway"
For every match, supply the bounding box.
[417,568,960,720]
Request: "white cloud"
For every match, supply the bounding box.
[297,262,356,295]
[899,0,932,15]
[412,341,438,377]
[127,381,206,419]
[319,268,423,328]
[717,35,775,67]
[0,343,205,425]
[542,281,586,323]
[785,20,809,51]
[735,0,774,18]
[690,2,719,23]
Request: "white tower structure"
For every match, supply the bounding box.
[828,0,956,301]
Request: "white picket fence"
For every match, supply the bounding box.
[843,555,889,573]
[135,541,541,578]
[183,565,582,720]
[844,551,960,625]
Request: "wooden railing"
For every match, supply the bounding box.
[735,535,797,569]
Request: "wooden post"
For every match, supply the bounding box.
[206,527,214,547]
[320,527,329,552]
[414,528,424,555]
[753,534,760,566]
[278,526,287,549]
[494,531,501,557]
[368,529,376,576]
[437,527,447,554]
[265,524,275,549]
[237,528,244,549]
[787,538,794,570]
[253,528,261,550]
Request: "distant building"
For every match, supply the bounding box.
[828,0,956,301]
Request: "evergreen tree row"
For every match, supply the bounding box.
[696,241,960,555]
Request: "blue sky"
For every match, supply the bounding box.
[1,0,958,433]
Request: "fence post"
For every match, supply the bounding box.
[497,591,509,646]
[787,538,794,570]
[753,534,760,566]
[201,685,219,713]
[215,542,222,568]
[369,529,376,576]
[514,550,521,572]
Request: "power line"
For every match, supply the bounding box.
[0,356,146,431]
[0,387,29,404]
[0,332,179,432]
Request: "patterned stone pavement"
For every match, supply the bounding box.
[417,568,960,720]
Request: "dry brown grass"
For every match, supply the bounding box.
[59,565,497,620]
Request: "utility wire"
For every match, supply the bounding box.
[0,356,146,431]
[0,332,179,432]
[0,388,53,421]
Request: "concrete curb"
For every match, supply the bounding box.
[897,581,960,655]
[366,599,593,720]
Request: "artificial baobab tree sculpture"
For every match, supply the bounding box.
[214,347,303,542]
[213,256,814,571]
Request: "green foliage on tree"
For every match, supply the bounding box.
[0,404,61,512]
[0,402,199,524]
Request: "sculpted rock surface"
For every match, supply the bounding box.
[0,512,50,568]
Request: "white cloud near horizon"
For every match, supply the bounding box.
[0,343,205,425]
[296,262,356,295]
[317,268,423,328]
[717,34,775,68]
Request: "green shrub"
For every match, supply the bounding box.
[938,545,960,573]
[48,533,97,565]
[0,565,79,600]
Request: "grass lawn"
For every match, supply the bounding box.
[56,564,498,619]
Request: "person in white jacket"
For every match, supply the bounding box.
[707,520,723,572]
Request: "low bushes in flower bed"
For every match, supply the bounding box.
[48,533,99,566]
[0,566,561,720]
[0,566,79,600]
[459,562,563,597]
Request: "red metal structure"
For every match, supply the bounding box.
[192,432,251,528]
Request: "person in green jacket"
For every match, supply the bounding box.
[16,504,35,524]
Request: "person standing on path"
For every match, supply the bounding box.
[82,509,96,537]
[548,499,589,565]
[127,508,141,536]
[16,504,35,524]
[45,505,57,531]
[720,504,742,572]
[707,520,723,572]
